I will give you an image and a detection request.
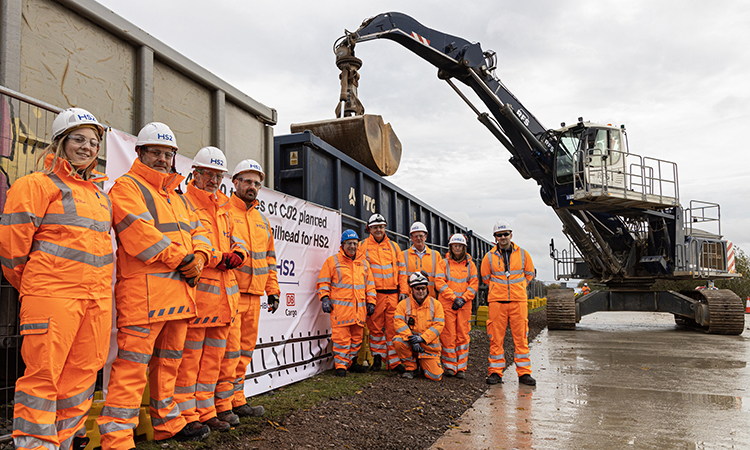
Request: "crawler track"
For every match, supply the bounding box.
[680,289,745,335]
[546,289,576,330]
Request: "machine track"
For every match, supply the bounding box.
[547,289,576,330]
[680,289,745,335]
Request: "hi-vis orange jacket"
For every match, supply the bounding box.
[227,194,280,297]
[184,182,247,326]
[403,245,439,297]
[359,234,408,294]
[481,243,535,302]
[317,248,376,327]
[394,296,445,358]
[435,254,478,305]
[0,155,113,298]
[109,158,211,327]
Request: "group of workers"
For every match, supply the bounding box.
[0,108,278,450]
[1,106,539,450]
[317,214,538,387]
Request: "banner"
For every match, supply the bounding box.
[103,129,340,397]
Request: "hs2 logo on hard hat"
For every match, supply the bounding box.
[157,133,174,141]
[77,113,96,121]
[210,158,224,166]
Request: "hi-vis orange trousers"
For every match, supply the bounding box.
[13,296,110,450]
[487,301,531,377]
[97,319,188,450]
[440,300,472,374]
[174,323,230,423]
[365,292,401,369]
[216,293,260,413]
[331,324,364,369]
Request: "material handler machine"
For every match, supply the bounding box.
[295,12,744,334]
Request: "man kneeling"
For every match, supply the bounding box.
[394,272,445,380]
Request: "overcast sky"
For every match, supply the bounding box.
[95,0,750,282]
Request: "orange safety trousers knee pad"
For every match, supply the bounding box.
[486,301,531,377]
[13,296,111,450]
[394,341,443,381]
[331,324,364,369]
[175,324,230,423]
[98,319,188,450]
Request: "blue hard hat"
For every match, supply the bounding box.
[341,229,359,243]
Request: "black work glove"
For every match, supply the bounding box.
[452,297,466,310]
[267,294,280,314]
[408,334,425,353]
[321,296,333,314]
[366,303,375,316]
[216,252,244,271]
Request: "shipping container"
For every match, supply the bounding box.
[274,131,493,305]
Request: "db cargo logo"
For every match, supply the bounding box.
[286,293,295,307]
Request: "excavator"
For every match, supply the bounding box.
[292,12,744,334]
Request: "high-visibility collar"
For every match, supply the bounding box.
[43,153,108,183]
[129,157,184,192]
[230,192,258,212]
[187,180,230,211]
[338,246,359,262]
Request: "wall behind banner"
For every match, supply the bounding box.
[104,129,341,397]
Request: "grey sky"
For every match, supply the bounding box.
[96,0,750,281]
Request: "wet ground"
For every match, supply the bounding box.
[432,312,750,450]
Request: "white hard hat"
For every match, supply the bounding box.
[449,233,467,246]
[410,221,428,234]
[193,146,228,172]
[52,108,104,140]
[232,159,265,181]
[493,220,512,234]
[136,122,178,150]
[368,213,387,227]
[408,271,429,287]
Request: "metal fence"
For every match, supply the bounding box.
[0,86,62,440]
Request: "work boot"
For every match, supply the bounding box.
[217,410,240,426]
[349,362,368,373]
[486,373,502,385]
[394,363,406,374]
[370,355,382,371]
[171,421,210,441]
[233,404,266,418]
[72,436,89,450]
[401,370,416,379]
[455,371,465,379]
[203,416,231,432]
[336,368,348,377]
[444,369,456,377]
[518,374,537,386]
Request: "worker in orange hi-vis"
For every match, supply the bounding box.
[173,147,247,433]
[359,213,409,372]
[215,159,279,423]
[434,233,478,379]
[481,220,537,387]
[393,272,445,381]
[0,108,112,450]
[317,229,377,376]
[581,283,591,295]
[402,221,439,298]
[98,122,213,449]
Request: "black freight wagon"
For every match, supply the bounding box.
[274,131,493,306]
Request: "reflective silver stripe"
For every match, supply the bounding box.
[184,339,204,350]
[268,263,277,272]
[489,354,505,360]
[252,251,267,260]
[13,435,57,450]
[370,263,393,270]
[515,352,530,359]
[457,343,470,351]
[176,398,196,412]
[318,277,332,283]
[237,265,253,275]
[423,368,441,380]
[516,361,531,367]
[150,396,173,411]
[42,213,110,232]
[196,398,213,409]
[394,315,406,321]
[197,382,217,392]
[192,234,212,246]
[434,317,445,323]
[0,211,42,227]
[332,299,349,307]
[197,283,221,295]
[99,420,136,435]
[489,362,506,368]
[373,272,395,279]
[101,405,140,420]
[428,327,440,336]
[151,404,180,426]
[123,325,150,335]
[20,321,48,333]
[442,355,458,363]
[267,250,276,258]
[367,292,376,297]
[240,349,254,358]
[135,235,171,262]
[13,417,56,436]
[205,338,226,348]
[0,253,28,269]
[223,350,240,360]
[396,325,409,334]
[226,284,240,296]
[231,235,247,246]
[30,240,113,267]
[118,349,151,364]
[114,211,155,234]
[56,414,86,432]
[57,383,95,410]
[153,348,182,359]
[48,173,77,215]
[174,384,196,394]
[467,287,476,295]
[331,282,365,290]
[150,271,183,281]
[252,266,270,276]
[215,389,234,399]
[14,390,55,412]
